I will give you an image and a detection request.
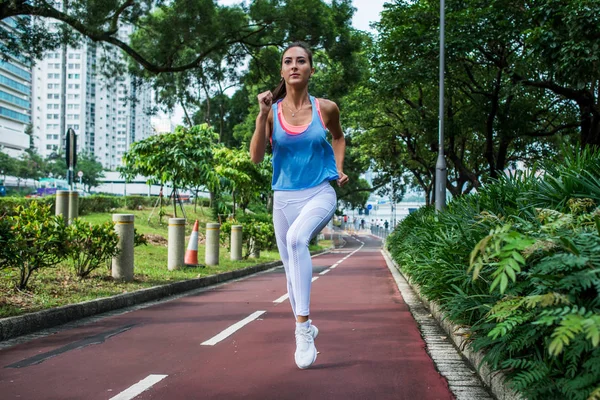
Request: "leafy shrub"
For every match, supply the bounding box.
[0,212,12,267]
[123,196,155,210]
[387,150,600,399]
[0,197,54,215]
[5,202,68,289]
[67,219,120,278]
[220,213,276,257]
[78,195,121,215]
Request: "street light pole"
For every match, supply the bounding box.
[435,0,447,212]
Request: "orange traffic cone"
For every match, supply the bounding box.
[184,220,199,266]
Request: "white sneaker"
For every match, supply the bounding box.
[309,320,319,339]
[295,325,317,369]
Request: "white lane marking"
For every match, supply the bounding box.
[319,269,330,275]
[109,374,168,400]
[330,263,339,269]
[201,311,266,346]
[311,277,319,282]
[273,293,289,304]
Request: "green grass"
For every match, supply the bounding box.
[80,203,216,237]
[0,205,333,318]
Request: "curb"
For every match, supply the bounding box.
[0,248,332,343]
[382,248,522,400]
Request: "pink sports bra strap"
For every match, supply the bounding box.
[277,98,327,135]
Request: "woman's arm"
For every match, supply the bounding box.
[250,91,274,164]
[319,98,349,187]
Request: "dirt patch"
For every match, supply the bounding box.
[143,234,168,246]
[143,233,207,246]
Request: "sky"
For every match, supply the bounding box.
[155,0,388,126]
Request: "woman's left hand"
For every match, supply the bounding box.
[337,171,349,187]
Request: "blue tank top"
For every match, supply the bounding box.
[271,96,339,191]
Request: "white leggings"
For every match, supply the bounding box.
[273,181,337,318]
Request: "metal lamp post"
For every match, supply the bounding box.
[65,128,77,191]
[435,0,447,212]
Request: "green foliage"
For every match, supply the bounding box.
[0,212,12,268]
[469,224,535,294]
[387,151,600,399]
[67,219,119,278]
[213,147,271,217]
[224,213,277,257]
[76,152,105,191]
[120,124,219,218]
[0,197,55,215]
[78,195,121,215]
[120,124,219,189]
[5,202,69,290]
[122,196,155,211]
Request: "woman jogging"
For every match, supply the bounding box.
[250,41,348,369]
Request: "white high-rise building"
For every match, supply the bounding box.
[32,22,153,170]
[0,17,33,158]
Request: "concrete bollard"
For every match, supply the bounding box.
[230,225,242,260]
[168,218,186,270]
[205,223,220,266]
[112,214,135,281]
[55,190,69,224]
[67,190,79,224]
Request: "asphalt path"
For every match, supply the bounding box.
[0,233,454,400]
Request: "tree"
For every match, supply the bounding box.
[346,0,579,203]
[76,152,104,191]
[213,147,271,218]
[119,124,219,219]
[499,0,600,148]
[44,153,66,180]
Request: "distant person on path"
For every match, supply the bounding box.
[250,41,349,369]
[384,220,389,231]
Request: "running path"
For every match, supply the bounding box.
[0,235,454,400]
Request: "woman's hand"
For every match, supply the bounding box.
[337,171,349,187]
[257,91,273,117]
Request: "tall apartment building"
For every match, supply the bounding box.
[0,17,33,158]
[32,19,153,170]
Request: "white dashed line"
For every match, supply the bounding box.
[311,277,319,282]
[201,311,266,346]
[109,374,168,400]
[330,263,339,269]
[273,293,289,304]
[319,269,330,275]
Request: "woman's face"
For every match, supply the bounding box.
[280,46,314,86]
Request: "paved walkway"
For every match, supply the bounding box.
[0,233,492,400]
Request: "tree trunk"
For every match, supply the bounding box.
[172,186,177,217]
[232,189,236,219]
[180,101,193,127]
[580,104,600,148]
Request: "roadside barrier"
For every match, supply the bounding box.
[168,218,186,270]
[112,214,135,281]
[55,190,69,224]
[67,190,78,223]
[230,225,242,260]
[205,223,220,266]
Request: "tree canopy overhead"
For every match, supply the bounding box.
[1,0,362,76]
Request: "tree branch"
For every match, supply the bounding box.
[6,2,271,74]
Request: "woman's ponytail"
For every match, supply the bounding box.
[272,78,286,102]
